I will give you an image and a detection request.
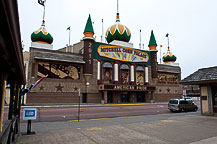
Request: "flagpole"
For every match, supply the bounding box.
[160,45,162,64]
[139,29,141,49]
[69,28,71,46]
[43,0,46,21]
[167,36,169,48]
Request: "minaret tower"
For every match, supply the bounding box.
[31,0,53,49]
[105,0,131,44]
[163,33,177,64]
[83,14,95,86]
[148,30,158,78]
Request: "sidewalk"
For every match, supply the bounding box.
[17,113,217,144]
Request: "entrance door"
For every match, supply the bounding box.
[121,94,129,103]
[137,92,145,102]
[212,87,217,113]
[107,91,113,103]
[82,93,87,103]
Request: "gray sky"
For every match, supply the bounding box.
[18,0,217,78]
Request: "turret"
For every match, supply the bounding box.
[31,20,53,49]
[83,14,95,85]
[148,30,158,78]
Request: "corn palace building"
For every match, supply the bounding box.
[25,12,182,104]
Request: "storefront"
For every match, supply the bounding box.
[181,66,217,116]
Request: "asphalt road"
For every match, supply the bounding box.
[3,100,200,123]
[4,103,170,123]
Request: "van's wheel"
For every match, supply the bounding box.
[194,108,198,112]
[181,108,185,112]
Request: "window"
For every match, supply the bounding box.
[179,100,188,104]
[169,100,178,104]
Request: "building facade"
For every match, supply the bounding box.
[26,13,182,104]
[181,66,217,116]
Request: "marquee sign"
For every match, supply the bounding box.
[97,45,149,62]
[98,84,156,91]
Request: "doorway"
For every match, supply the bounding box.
[107,91,113,103]
[137,92,145,102]
[82,93,87,103]
[212,87,217,113]
[121,93,130,103]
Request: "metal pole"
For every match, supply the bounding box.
[78,88,80,122]
[27,120,32,134]
[139,29,141,49]
[167,36,170,48]
[69,28,71,46]
[43,0,46,21]
[101,19,104,43]
[117,0,119,13]
[160,45,162,64]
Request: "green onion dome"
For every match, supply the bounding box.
[163,48,177,63]
[31,21,53,44]
[106,13,131,43]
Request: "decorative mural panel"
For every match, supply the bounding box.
[158,73,178,84]
[136,71,144,85]
[121,70,129,84]
[38,62,80,79]
[102,68,112,84]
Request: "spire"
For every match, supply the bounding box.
[116,0,120,22]
[84,14,94,34]
[84,14,94,38]
[148,30,157,47]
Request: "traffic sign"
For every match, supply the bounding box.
[23,108,37,120]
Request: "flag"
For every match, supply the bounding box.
[67,26,71,31]
[28,75,47,91]
[166,33,169,37]
[38,0,45,6]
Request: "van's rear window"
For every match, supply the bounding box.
[169,100,178,104]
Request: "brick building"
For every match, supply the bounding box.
[26,13,182,104]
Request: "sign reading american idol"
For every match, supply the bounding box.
[94,43,150,63]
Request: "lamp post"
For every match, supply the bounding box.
[78,88,81,122]
[74,87,80,122]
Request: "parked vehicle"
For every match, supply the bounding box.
[180,96,192,101]
[168,99,198,112]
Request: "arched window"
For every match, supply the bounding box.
[120,64,129,84]
[136,66,144,85]
[102,62,113,83]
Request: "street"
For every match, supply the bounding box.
[3,101,200,123]
[4,103,171,123]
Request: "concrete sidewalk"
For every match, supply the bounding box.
[17,113,217,144]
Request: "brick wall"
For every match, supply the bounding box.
[153,93,181,102]
[27,92,79,104]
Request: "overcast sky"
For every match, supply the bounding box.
[18,0,217,78]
